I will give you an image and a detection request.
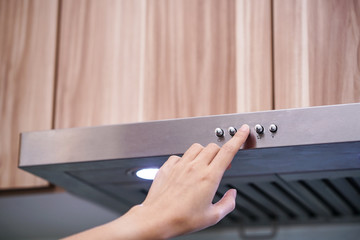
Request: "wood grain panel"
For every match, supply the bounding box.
[55,0,146,128]
[0,0,58,189]
[274,0,360,109]
[236,0,273,112]
[57,0,273,126]
[143,0,237,120]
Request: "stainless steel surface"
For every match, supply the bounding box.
[20,103,360,167]
[19,103,360,228]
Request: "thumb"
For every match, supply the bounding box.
[212,189,237,222]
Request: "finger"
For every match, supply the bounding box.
[194,143,220,165]
[147,155,181,199]
[160,155,181,172]
[181,143,204,162]
[210,124,249,173]
[211,189,237,223]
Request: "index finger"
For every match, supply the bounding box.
[209,124,250,174]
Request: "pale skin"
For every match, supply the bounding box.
[63,124,250,240]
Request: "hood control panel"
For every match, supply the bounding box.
[215,124,278,138]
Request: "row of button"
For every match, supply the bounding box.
[254,124,278,134]
[215,124,278,137]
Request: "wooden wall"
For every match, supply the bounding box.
[0,0,359,190]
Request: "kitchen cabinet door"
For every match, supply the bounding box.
[55,0,273,127]
[55,0,146,128]
[0,0,58,189]
[143,0,238,120]
[143,0,273,120]
[236,0,273,113]
[273,0,360,109]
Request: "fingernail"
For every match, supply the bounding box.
[240,124,249,132]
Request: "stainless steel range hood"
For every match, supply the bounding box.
[19,103,360,228]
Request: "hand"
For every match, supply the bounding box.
[63,124,250,240]
[128,124,250,239]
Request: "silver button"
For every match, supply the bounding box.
[215,128,224,137]
[269,124,278,133]
[254,124,264,134]
[228,127,237,137]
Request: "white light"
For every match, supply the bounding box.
[135,168,159,180]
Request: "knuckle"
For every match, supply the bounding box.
[186,162,198,173]
[192,143,204,149]
[169,155,180,160]
[161,155,180,169]
[199,172,210,182]
[159,164,168,172]
[207,142,220,150]
[200,168,215,182]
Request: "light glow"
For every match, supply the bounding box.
[135,168,159,180]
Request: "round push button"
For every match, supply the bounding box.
[269,124,278,133]
[254,124,264,134]
[215,128,224,137]
[228,127,237,137]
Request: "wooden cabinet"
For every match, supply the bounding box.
[1,0,359,190]
[1,0,272,190]
[55,0,146,128]
[273,0,360,109]
[55,0,272,128]
[0,0,58,189]
[236,0,273,113]
[143,0,238,120]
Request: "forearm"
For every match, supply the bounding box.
[60,220,122,240]
[62,205,171,240]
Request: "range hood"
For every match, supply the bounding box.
[19,103,360,228]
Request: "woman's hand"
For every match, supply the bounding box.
[63,124,250,240]
[127,124,250,239]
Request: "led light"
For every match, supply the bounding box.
[135,168,159,180]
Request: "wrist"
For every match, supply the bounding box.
[110,205,172,240]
